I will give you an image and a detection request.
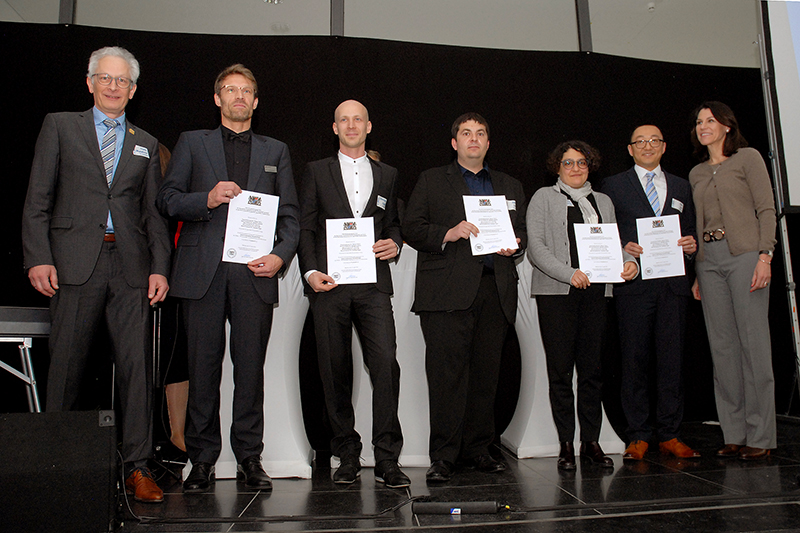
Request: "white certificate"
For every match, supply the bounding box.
[574,223,625,283]
[462,195,518,256]
[636,214,685,280]
[222,190,279,264]
[326,217,376,284]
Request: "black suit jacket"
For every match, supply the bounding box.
[22,109,170,287]
[402,162,527,323]
[156,127,300,303]
[601,167,696,296]
[298,155,401,295]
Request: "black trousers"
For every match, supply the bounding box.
[47,241,153,466]
[419,272,508,464]
[182,262,274,464]
[310,284,403,463]
[616,284,687,442]
[536,284,606,443]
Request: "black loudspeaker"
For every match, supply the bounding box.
[0,411,117,533]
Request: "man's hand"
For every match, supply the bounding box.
[444,220,479,243]
[208,181,242,209]
[28,264,59,297]
[248,254,284,278]
[496,238,521,257]
[678,235,697,255]
[621,261,638,281]
[373,239,398,261]
[308,271,337,292]
[623,241,643,259]
[148,274,169,305]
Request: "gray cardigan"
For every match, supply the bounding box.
[526,184,635,297]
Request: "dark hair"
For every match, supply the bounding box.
[214,64,258,97]
[451,112,489,139]
[546,140,601,174]
[690,101,747,161]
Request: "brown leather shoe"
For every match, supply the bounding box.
[659,438,700,458]
[716,444,743,457]
[557,442,576,471]
[739,446,771,461]
[580,441,614,467]
[623,440,648,460]
[126,467,164,503]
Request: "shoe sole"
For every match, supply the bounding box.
[375,476,410,488]
[333,472,360,484]
[183,475,215,494]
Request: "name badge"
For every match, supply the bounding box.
[264,165,278,173]
[132,145,150,158]
[506,199,516,211]
[671,198,684,213]
[377,195,387,210]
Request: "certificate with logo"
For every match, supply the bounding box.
[462,195,518,256]
[326,217,376,284]
[222,191,279,264]
[636,214,685,280]
[573,223,625,283]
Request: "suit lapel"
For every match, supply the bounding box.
[328,157,354,217]
[446,162,470,196]
[627,168,655,215]
[79,110,106,182]
[202,128,228,184]
[112,122,137,189]
[362,158,382,217]
[247,135,267,191]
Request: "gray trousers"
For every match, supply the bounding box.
[696,241,776,449]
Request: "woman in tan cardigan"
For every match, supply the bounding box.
[689,101,777,461]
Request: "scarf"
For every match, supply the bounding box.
[557,178,599,224]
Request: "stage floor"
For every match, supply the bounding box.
[117,420,800,532]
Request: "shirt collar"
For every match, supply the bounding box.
[634,164,662,181]
[221,125,251,142]
[458,162,490,178]
[338,151,369,165]
[93,106,126,129]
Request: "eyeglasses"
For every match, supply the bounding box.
[92,73,133,88]
[560,159,588,169]
[629,139,664,149]
[219,85,255,97]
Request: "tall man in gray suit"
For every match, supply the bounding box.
[298,100,408,488]
[157,64,299,493]
[22,46,170,503]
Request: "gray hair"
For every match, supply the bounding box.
[87,46,140,84]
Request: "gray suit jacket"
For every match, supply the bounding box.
[526,184,634,297]
[156,127,300,303]
[22,109,170,287]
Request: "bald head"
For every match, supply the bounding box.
[333,99,372,157]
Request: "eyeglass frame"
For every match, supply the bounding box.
[629,138,665,149]
[219,85,256,97]
[560,159,589,169]
[91,73,134,89]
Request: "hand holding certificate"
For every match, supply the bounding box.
[636,214,685,280]
[573,223,626,283]
[326,217,377,284]
[222,190,279,264]
[462,195,518,255]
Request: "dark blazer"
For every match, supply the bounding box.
[22,109,170,287]
[156,127,300,303]
[298,156,401,295]
[601,167,696,296]
[402,162,527,323]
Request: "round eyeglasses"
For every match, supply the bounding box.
[92,73,133,88]
[560,159,588,169]
[629,139,664,149]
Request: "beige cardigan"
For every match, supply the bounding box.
[688,147,776,262]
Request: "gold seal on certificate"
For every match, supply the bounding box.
[222,190,279,264]
[326,217,376,284]
[573,223,625,283]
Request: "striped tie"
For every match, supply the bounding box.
[645,171,661,216]
[101,119,117,187]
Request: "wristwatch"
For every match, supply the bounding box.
[759,250,773,258]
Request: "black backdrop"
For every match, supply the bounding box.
[2,22,798,441]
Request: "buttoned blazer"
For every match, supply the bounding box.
[22,109,170,287]
[527,184,631,298]
[156,127,300,303]
[402,162,527,324]
[297,156,401,295]
[601,167,696,296]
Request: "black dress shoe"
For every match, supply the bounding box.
[464,453,506,473]
[333,454,361,484]
[558,442,576,471]
[426,460,455,482]
[237,455,272,490]
[184,462,215,493]
[374,460,411,488]
[580,441,614,468]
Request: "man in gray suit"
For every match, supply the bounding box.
[157,64,300,493]
[22,46,170,503]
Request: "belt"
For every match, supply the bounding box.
[702,229,725,242]
[103,233,116,242]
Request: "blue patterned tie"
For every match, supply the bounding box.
[101,119,117,187]
[645,171,661,216]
